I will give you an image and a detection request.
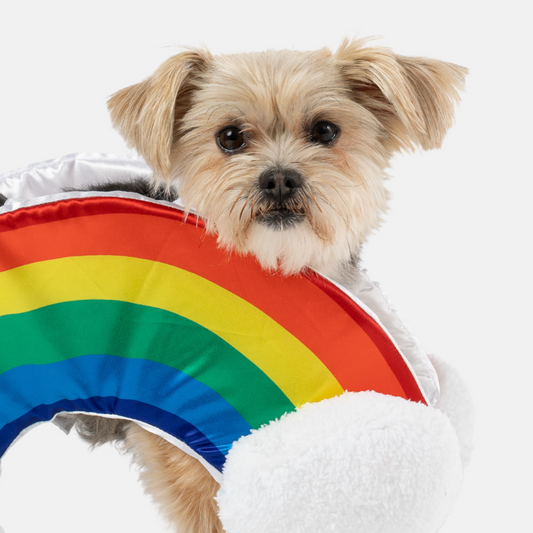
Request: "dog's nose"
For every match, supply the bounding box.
[259,169,303,202]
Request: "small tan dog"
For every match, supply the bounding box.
[76,39,466,532]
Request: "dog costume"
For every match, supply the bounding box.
[0,154,473,533]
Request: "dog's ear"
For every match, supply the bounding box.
[335,39,467,152]
[108,49,211,179]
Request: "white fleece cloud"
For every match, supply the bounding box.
[218,391,464,533]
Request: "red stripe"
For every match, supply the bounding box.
[0,196,205,233]
[0,196,424,403]
[305,272,427,404]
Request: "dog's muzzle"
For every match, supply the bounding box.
[256,168,306,230]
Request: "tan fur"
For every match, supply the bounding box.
[108,49,212,178]
[124,424,223,533]
[101,40,466,532]
[108,39,465,283]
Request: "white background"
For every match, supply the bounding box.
[0,1,531,532]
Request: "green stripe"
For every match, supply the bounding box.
[0,300,294,428]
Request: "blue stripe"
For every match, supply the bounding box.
[0,354,251,468]
[0,397,226,471]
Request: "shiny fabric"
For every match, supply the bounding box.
[0,152,151,201]
[0,195,426,405]
[0,153,439,405]
[0,154,440,483]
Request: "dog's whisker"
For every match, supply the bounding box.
[301,194,313,216]
[305,186,323,214]
[239,191,255,221]
[337,175,372,189]
[249,194,260,221]
[313,189,350,228]
[229,184,250,217]
[206,103,241,124]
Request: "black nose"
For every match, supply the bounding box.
[259,169,303,202]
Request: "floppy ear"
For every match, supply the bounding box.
[335,39,467,152]
[108,49,211,179]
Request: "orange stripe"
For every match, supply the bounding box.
[0,198,409,400]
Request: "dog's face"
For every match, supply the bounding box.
[109,40,466,282]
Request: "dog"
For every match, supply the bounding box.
[4,39,466,532]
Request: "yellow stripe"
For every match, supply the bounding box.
[0,256,343,405]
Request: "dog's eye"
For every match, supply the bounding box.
[217,126,245,152]
[310,121,338,144]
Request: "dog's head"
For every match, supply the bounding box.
[108,40,466,281]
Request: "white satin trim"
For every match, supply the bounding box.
[0,152,151,201]
[346,272,439,405]
[0,153,439,405]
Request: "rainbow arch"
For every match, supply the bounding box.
[0,194,426,475]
